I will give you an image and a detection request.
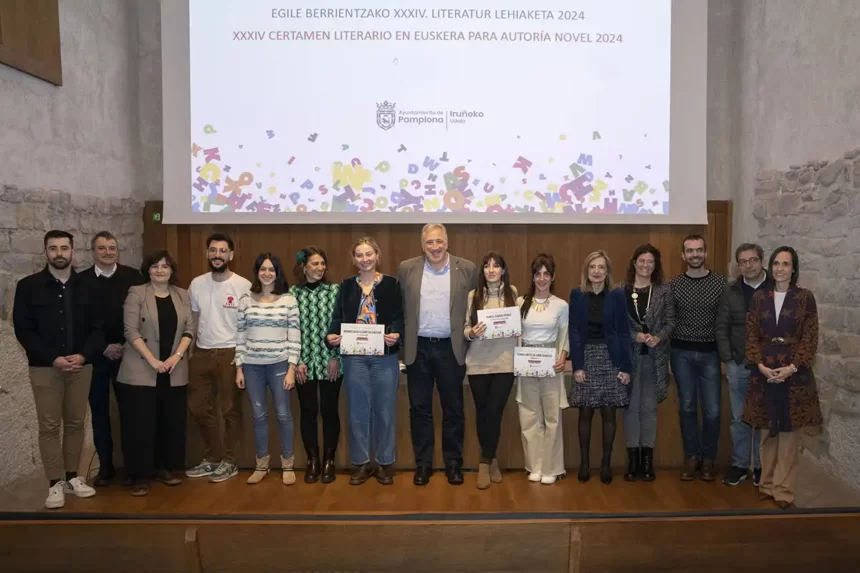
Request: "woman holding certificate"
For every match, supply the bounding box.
[235,253,301,486]
[569,250,632,485]
[516,253,570,485]
[463,252,519,490]
[327,237,404,486]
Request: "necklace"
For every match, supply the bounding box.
[531,296,551,312]
[631,284,652,323]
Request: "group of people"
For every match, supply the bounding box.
[13,225,820,511]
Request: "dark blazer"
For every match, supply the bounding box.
[397,254,478,365]
[117,284,195,387]
[621,283,675,403]
[569,287,632,374]
[13,267,104,367]
[327,275,404,356]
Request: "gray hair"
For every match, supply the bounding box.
[91,230,118,250]
[421,223,448,244]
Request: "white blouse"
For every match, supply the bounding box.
[518,294,570,350]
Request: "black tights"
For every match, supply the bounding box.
[577,406,617,468]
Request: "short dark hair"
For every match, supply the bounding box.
[43,230,74,248]
[625,244,664,285]
[91,230,118,250]
[206,232,234,251]
[250,252,289,295]
[293,246,330,286]
[734,242,764,262]
[681,234,706,252]
[768,246,800,287]
[140,249,179,285]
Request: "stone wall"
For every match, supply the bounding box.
[0,186,143,487]
[752,146,860,490]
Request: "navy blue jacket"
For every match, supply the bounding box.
[568,287,632,374]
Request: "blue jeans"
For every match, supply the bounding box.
[243,361,294,460]
[670,349,721,461]
[725,360,761,470]
[343,354,399,466]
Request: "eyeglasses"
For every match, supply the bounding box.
[738,257,761,266]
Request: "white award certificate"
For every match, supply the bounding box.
[514,347,557,378]
[476,307,522,340]
[340,324,385,356]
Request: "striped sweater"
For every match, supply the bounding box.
[235,293,301,366]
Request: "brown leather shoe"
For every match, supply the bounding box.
[776,500,795,509]
[759,492,774,501]
[375,464,394,485]
[699,460,716,482]
[349,463,374,485]
[679,457,699,481]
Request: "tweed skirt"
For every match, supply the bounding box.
[568,343,630,408]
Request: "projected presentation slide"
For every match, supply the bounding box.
[164,0,707,224]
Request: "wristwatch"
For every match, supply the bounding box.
[175,351,184,359]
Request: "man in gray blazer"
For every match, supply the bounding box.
[398,224,477,486]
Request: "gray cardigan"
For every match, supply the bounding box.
[623,283,675,403]
[117,284,195,387]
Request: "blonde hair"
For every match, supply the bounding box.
[581,250,613,292]
[421,223,448,245]
[351,236,382,270]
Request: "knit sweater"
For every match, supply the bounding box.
[463,284,519,375]
[669,271,727,352]
[235,293,301,366]
[289,281,341,380]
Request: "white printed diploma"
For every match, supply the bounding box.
[514,347,556,378]
[476,307,522,340]
[340,324,385,356]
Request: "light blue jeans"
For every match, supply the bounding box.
[343,354,399,466]
[725,360,761,470]
[243,361,294,460]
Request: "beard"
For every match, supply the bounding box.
[686,258,704,269]
[48,257,71,270]
[208,258,228,273]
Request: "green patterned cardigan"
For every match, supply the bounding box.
[289,282,342,379]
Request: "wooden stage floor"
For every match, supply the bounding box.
[3,468,850,519]
[4,469,860,572]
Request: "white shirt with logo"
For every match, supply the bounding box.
[189,272,252,349]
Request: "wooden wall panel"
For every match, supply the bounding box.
[144,201,735,471]
[144,200,731,294]
[0,0,62,85]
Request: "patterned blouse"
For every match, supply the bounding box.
[356,273,382,325]
[288,281,341,381]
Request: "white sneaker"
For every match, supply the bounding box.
[45,482,65,509]
[528,472,542,482]
[64,476,96,498]
[540,475,557,485]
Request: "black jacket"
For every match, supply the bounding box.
[327,275,404,356]
[13,267,105,367]
[79,264,145,346]
[715,275,770,364]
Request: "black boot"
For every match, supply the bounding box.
[641,447,656,482]
[600,451,613,485]
[624,448,641,482]
[321,448,337,483]
[577,449,591,483]
[304,448,321,483]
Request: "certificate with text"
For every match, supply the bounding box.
[514,347,556,378]
[340,324,385,356]
[476,307,522,340]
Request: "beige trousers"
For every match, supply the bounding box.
[29,366,93,481]
[517,376,565,477]
[759,429,801,504]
